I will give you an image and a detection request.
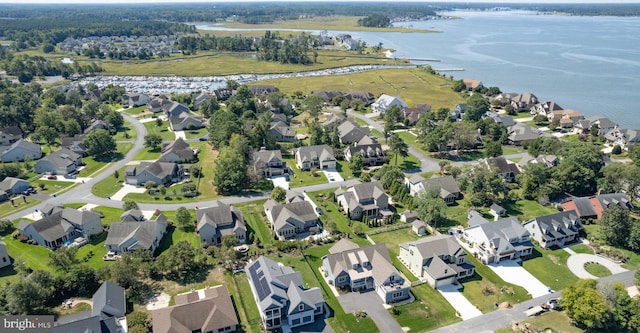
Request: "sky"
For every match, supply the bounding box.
[2,0,640,4]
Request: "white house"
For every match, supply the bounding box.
[371,94,407,114]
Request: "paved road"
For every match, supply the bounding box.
[338,290,405,333]
[430,270,637,333]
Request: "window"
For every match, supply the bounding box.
[298,304,304,311]
[303,316,312,323]
[392,291,404,298]
[292,318,300,325]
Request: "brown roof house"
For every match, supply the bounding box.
[17,208,103,250]
[152,285,239,333]
[560,193,631,220]
[335,181,391,221]
[399,235,475,288]
[264,199,319,240]
[322,239,411,304]
[295,145,336,171]
[402,104,431,125]
[196,201,246,246]
[463,79,482,92]
[484,156,520,182]
[270,121,297,142]
[344,143,386,166]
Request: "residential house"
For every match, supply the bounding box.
[405,174,461,205]
[0,177,29,195]
[454,104,467,118]
[213,88,234,101]
[164,101,191,118]
[0,126,22,146]
[0,139,42,162]
[169,112,204,131]
[322,114,344,130]
[85,88,104,102]
[195,201,247,246]
[125,161,185,186]
[252,149,288,178]
[490,203,507,220]
[399,235,475,288]
[152,285,239,333]
[510,93,538,112]
[604,128,640,149]
[337,119,371,144]
[322,240,411,304]
[120,209,145,222]
[412,220,427,236]
[371,94,407,115]
[517,153,559,170]
[61,134,88,155]
[122,93,149,107]
[264,199,319,240]
[312,90,343,104]
[344,91,375,106]
[458,213,533,264]
[463,79,482,92]
[159,138,195,163]
[344,143,386,166]
[335,181,391,220]
[17,208,103,249]
[483,111,515,127]
[191,92,212,110]
[54,281,127,333]
[147,96,172,113]
[507,123,541,146]
[249,85,277,96]
[246,256,325,331]
[402,104,431,125]
[550,109,584,128]
[105,214,168,254]
[84,119,112,134]
[492,93,519,107]
[34,148,82,175]
[295,145,336,171]
[400,210,419,223]
[484,156,520,182]
[574,116,617,135]
[530,101,563,117]
[560,193,631,220]
[524,211,581,248]
[0,241,10,268]
[270,121,296,142]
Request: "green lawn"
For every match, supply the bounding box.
[303,245,378,333]
[75,232,111,270]
[133,147,161,161]
[93,206,127,225]
[569,243,594,254]
[502,200,558,221]
[397,131,430,157]
[369,228,421,282]
[502,145,526,155]
[335,160,355,181]
[307,190,357,238]
[582,224,640,270]
[239,202,273,246]
[521,247,578,291]
[154,225,201,256]
[584,262,611,277]
[77,143,132,178]
[36,180,77,195]
[144,119,176,141]
[112,119,138,141]
[282,156,328,188]
[391,282,461,332]
[123,105,147,116]
[183,127,208,140]
[494,310,584,333]
[231,272,262,333]
[389,152,421,171]
[91,167,125,198]
[0,198,41,219]
[460,255,531,313]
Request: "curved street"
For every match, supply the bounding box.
[566,253,628,279]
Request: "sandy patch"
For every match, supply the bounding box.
[146,292,171,311]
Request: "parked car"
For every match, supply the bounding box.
[64,174,76,179]
[47,175,57,180]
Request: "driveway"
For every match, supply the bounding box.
[488,260,550,297]
[173,130,187,140]
[437,284,482,320]
[270,175,290,190]
[338,291,403,333]
[322,169,343,183]
[110,184,146,201]
[566,253,628,279]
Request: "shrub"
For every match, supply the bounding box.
[612,145,622,155]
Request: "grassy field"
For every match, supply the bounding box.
[122,105,147,116]
[261,67,466,111]
[369,228,421,282]
[521,247,578,291]
[307,190,360,239]
[183,127,208,140]
[502,200,558,222]
[144,119,176,141]
[569,243,594,254]
[389,152,421,171]
[461,255,531,313]
[231,272,262,333]
[303,245,379,333]
[133,147,162,161]
[35,180,77,195]
[0,197,40,219]
[584,262,611,277]
[91,167,126,198]
[220,16,434,33]
[391,282,461,332]
[239,201,273,246]
[494,310,584,333]
[283,156,328,188]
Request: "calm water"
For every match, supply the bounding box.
[200,11,640,127]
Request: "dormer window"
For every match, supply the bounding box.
[299,304,304,311]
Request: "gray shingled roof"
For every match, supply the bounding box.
[92,281,126,319]
[269,201,317,232]
[105,220,166,251]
